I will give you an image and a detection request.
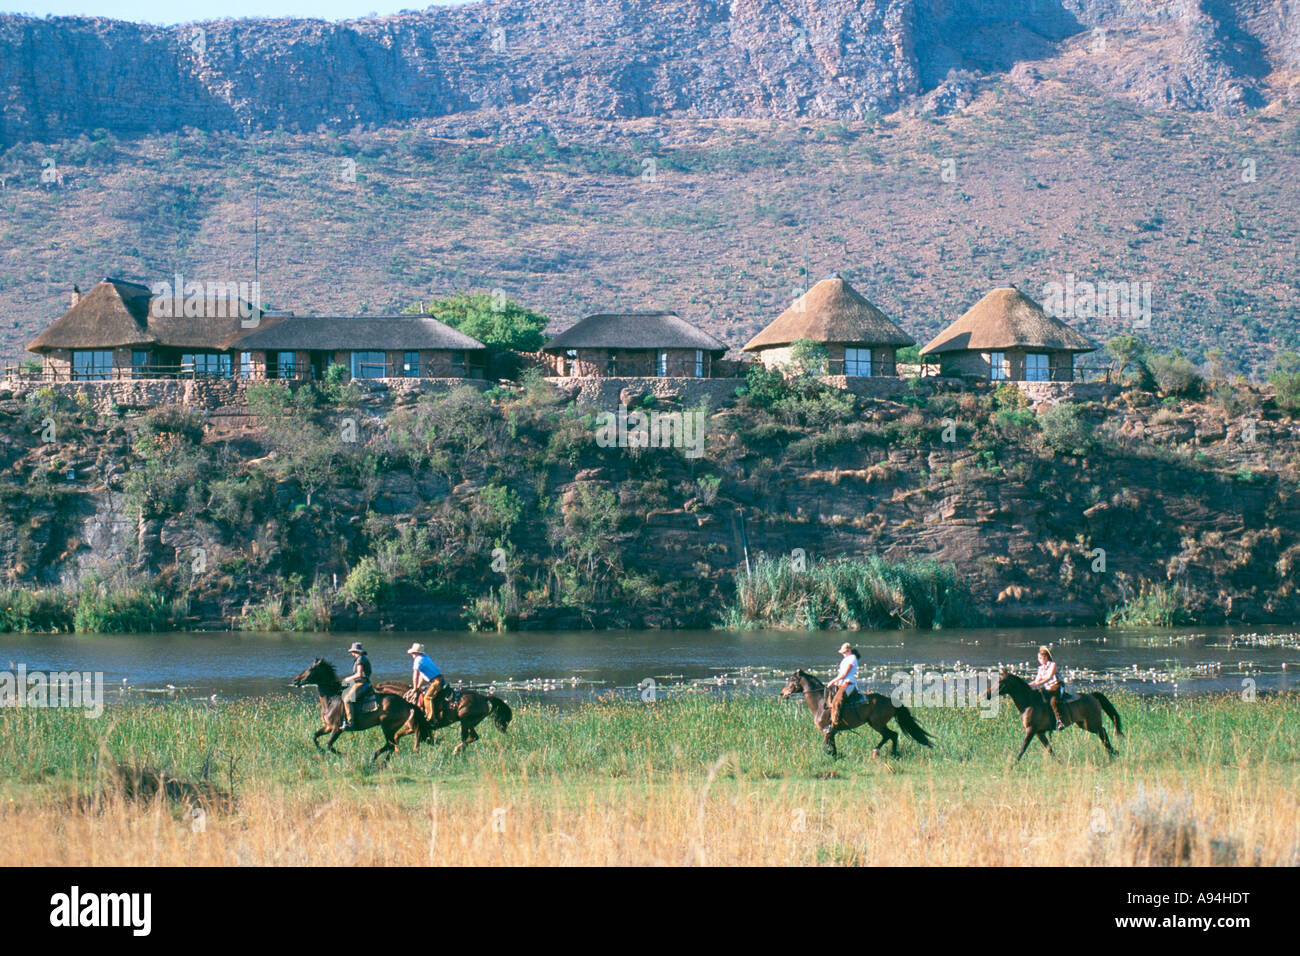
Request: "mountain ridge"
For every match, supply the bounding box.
[3,0,1299,147]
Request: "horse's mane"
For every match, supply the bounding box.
[315,659,340,682]
[796,669,825,690]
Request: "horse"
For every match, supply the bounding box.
[374,678,512,755]
[987,667,1123,762]
[781,669,934,759]
[291,658,432,760]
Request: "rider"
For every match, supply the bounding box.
[340,641,372,731]
[1028,645,1067,730]
[407,642,446,722]
[826,642,860,731]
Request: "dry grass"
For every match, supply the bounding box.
[1,693,1296,866]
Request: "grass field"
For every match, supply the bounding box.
[1,692,1296,866]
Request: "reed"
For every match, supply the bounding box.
[721,554,975,630]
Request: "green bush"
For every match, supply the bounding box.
[1038,402,1094,456]
[1145,350,1203,398]
[1266,351,1300,413]
[340,557,386,609]
[1107,582,1197,627]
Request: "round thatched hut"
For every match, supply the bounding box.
[920,285,1096,381]
[741,275,914,376]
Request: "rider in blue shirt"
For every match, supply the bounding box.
[407,643,447,723]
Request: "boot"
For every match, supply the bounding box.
[342,701,353,731]
[1050,694,1066,731]
[828,686,844,729]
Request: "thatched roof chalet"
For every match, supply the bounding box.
[743,276,913,352]
[27,278,287,353]
[542,312,727,353]
[234,316,485,352]
[920,286,1096,356]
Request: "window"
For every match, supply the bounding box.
[607,354,618,376]
[351,351,386,379]
[1026,353,1050,382]
[72,350,113,381]
[565,349,578,377]
[989,352,1009,381]
[450,351,466,376]
[240,352,253,380]
[657,351,669,377]
[132,350,151,378]
[183,353,232,377]
[277,351,298,379]
[844,348,873,377]
[694,350,705,378]
[403,352,420,378]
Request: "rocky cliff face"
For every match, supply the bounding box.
[2,0,1295,146]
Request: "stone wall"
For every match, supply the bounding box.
[6,375,490,414]
[545,376,743,411]
[1011,381,1122,405]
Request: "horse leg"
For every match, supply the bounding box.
[1015,730,1035,762]
[452,720,481,756]
[313,727,327,751]
[1037,731,1057,758]
[823,728,838,758]
[873,731,889,757]
[373,725,397,761]
[887,726,900,756]
[1097,724,1117,756]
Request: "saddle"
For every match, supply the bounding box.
[359,694,381,714]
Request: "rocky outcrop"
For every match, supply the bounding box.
[2,0,1295,146]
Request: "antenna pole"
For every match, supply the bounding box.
[253,183,260,287]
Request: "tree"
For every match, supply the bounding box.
[1267,351,1300,413]
[405,292,549,351]
[1105,335,1146,382]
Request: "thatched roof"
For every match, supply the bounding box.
[28,278,290,353]
[233,316,486,352]
[542,312,727,352]
[27,279,154,352]
[920,286,1096,355]
[742,276,914,352]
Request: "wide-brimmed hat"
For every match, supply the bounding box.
[406,643,426,655]
[838,642,852,654]
[347,642,365,654]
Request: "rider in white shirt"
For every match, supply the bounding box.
[1027,645,1067,730]
[826,642,860,732]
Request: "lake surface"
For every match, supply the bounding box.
[1,625,1296,706]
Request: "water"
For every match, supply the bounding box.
[1,625,1296,706]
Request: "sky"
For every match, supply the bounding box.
[0,0,475,23]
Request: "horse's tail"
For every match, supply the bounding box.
[1094,692,1124,737]
[894,705,934,748]
[488,696,512,733]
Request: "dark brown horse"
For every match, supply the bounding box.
[987,667,1123,762]
[292,659,431,760]
[781,670,934,758]
[374,678,513,755]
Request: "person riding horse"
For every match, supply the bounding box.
[826,642,861,732]
[340,641,373,730]
[407,642,448,723]
[1027,645,1066,730]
